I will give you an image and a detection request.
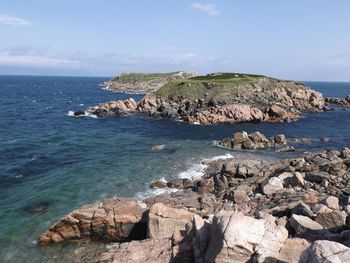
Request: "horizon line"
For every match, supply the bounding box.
[0,73,349,83]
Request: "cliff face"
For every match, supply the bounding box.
[102,71,198,95]
[137,75,325,124]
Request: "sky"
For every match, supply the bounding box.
[0,0,349,81]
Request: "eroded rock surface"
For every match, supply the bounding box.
[38,198,147,244]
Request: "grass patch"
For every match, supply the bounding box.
[154,72,269,101]
[190,72,265,81]
[111,72,182,82]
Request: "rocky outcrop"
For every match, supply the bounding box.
[325,95,350,107]
[74,98,138,117]
[183,104,269,124]
[218,131,290,151]
[102,71,199,95]
[38,198,148,244]
[136,77,325,124]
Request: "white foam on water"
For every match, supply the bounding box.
[134,153,233,200]
[177,153,233,180]
[135,187,178,200]
[66,111,98,119]
[67,111,75,116]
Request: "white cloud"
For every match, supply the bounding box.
[0,14,32,26]
[190,3,220,15]
[0,53,80,68]
[0,46,227,75]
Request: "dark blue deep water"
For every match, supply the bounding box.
[0,76,350,262]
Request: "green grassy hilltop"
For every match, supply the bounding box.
[154,72,276,102]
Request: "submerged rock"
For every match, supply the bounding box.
[23,201,51,214]
[150,144,165,152]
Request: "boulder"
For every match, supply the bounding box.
[278,238,310,263]
[205,211,287,263]
[249,131,269,143]
[38,198,148,244]
[315,210,347,230]
[305,171,331,184]
[97,238,172,263]
[290,172,305,187]
[150,180,167,189]
[233,190,249,205]
[289,214,324,236]
[312,204,333,214]
[186,215,212,263]
[321,196,340,210]
[301,240,350,263]
[268,105,289,121]
[274,134,286,144]
[147,203,201,242]
[261,177,284,195]
[291,203,314,218]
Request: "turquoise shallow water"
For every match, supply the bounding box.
[0,76,350,262]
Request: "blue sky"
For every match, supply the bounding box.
[0,0,349,81]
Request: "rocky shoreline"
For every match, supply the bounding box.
[56,72,350,262]
[38,147,350,263]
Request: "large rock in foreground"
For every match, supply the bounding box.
[205,211,288,263]
[98,239,172,263]
[301,240,350,263]
[38,198,148,244]
[148,203,201,241]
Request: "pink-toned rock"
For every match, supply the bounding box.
[184,104,268,125]
[261,177,284,195]
[205,211,288,263]
[38,198,148,245]
[312,203,332,214]
[98,239,172,263]
[268,104,298,121]
[98,98,137,113]
[278,238,310,263]
[321,196,340,210]
[301,240,350,263]
[137,95,158,112]
[147,203,202,243]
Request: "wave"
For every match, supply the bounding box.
[177,153,233,180]
[66,111,98,119]
[134,153,233,200]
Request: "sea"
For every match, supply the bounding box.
[0,75,350,262]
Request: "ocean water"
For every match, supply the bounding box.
[0,76,350,262]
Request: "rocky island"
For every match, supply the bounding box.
[76,72,326,125]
